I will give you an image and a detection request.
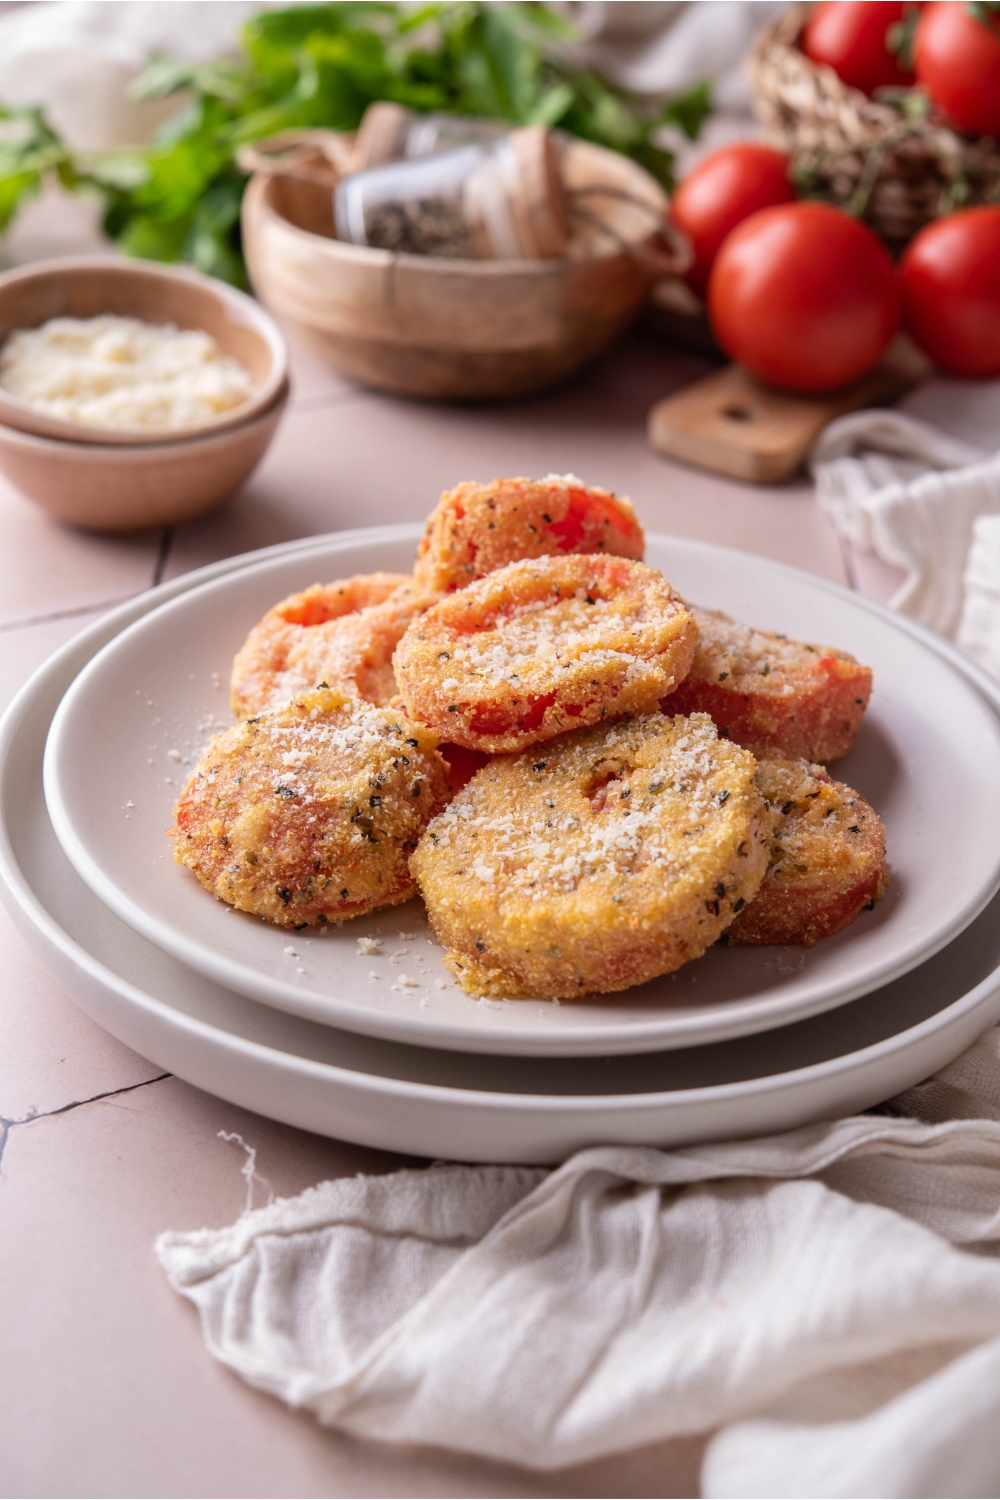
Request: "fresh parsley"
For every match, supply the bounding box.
[0,2,710,286]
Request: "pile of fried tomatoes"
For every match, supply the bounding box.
[170,476,888,1002]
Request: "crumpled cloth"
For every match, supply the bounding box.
[0,1,777,153]
[811,407,1000,661]
[159,1025,1000,1497]
[562,1,789,110]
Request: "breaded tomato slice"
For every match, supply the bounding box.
[725,753,888,948]
[231,573,436,719]
[393,554,696,754]
[412,712,768,999]
[413,475,644,592]
[664,607,872,763]
[169,688,450,927]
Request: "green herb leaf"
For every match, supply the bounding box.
[0,2,713,284]
[659,81,713,142]
[969,0,1000,36]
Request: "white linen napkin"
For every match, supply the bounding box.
[0,1,263,151]
[158,1025,1000,1496]
[811,407,1000,659]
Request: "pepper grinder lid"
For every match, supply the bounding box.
[506,126,568,259]
[461,126,568,260]
[353,102,411,171]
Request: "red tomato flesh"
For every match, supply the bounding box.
[670,143,795,297]
[545,487,642,555]
[708,202,900,394]
[914,1,1000,136]
[802,1,917,95]
[438,743,490,792]
[901,206,1000,376]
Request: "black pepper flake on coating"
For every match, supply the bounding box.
[171,691,452,930]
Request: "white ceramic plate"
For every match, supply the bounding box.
[7,562,1000,1161]
[43,528,1000,1057]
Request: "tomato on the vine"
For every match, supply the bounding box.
[707,203,900,393]
[914,1,1000,136]
[670,143,795,297]
[900,207,1000,375]
[801,1,918,94]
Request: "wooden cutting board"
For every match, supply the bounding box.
[647,336,930,484]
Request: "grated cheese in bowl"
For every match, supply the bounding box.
[0,314,255,432]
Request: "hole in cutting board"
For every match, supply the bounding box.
[722,404,758,422]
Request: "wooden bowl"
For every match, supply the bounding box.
[241,137,671,400]
[0,256,288,444]
[0,379,289,532]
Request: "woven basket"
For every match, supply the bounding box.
[747,5,1000,250]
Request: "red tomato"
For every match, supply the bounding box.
[914,1,1000,135]
[670,143,796,297]
[802,1,917,95]
[708,203,900,393]
[900,206,1000,375]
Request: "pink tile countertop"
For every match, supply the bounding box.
[0,194,920,1499]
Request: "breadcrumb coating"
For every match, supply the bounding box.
[664,607,872,763]
[169,688,451,927]
[231,573,436,719]
[394,554,697,754]
[725,753,888,947]
[414,474,644,593]
[412,712,768,999]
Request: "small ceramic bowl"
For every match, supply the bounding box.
[0,256,288,445]
[0,378,289,532]
[241,135,675,400]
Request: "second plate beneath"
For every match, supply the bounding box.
[43,527,1000,1056]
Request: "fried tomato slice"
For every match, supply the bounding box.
[411,712,768,999]
[230,572,436,719]
[393,555,697,754]
[413,475,645,592]
[724,753,888,947]
[169,688,450,927]
[664,607,872,763]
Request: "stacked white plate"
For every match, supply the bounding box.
[4,526,1000,1164]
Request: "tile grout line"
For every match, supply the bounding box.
[1,534,174,1181]
[0,593,142,634]
[151,526,174,588]
[287,388,374,415]
[0,519,174,636]
[0,1072,172,1178]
